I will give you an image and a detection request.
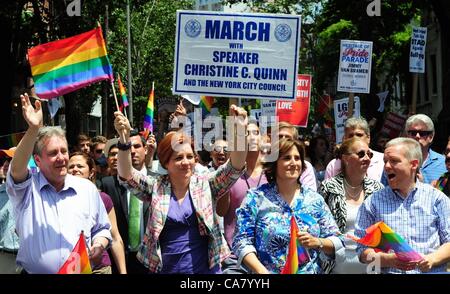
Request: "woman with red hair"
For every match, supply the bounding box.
[113,105,247,274]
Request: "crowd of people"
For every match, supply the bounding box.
[1,92,450,274]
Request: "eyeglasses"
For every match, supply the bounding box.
[213,146,228,153]
[349,150,373,159]
[407,130,433,137]
[95,149,104,154]
[446,157,450,163]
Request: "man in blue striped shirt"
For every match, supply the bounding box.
[355,137,450,274]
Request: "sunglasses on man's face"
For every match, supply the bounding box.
[445,157,450,164]
[407,130,433,137]
[213,146,228,153]
[350,150,374,159]
[95,149,104,154]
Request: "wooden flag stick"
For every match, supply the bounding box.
[111,79,128,118]
[347,92,355,118]
[411,73,418,115]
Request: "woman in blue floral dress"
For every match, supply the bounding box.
[233,138,343,274]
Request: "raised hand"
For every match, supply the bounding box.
[229,104,248,128]
[175,99,186,116]
[20,93,43,128]
[114,111,131,142]
[146,134,157,154]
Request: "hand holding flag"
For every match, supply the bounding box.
[281,216,310,274]
[58,231,92,274]
[348,221,423,263]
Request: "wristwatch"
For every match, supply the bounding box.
[318,238,324,249]
[117,141,132,151]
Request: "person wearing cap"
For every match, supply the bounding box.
[0,147,20,273]
[6,93,111,274]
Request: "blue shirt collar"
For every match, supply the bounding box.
[38,172,77,193]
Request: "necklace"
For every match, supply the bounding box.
[343,177,363,189]
[345,186,363,200]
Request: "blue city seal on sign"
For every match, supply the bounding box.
[185,19,201,38]
[274,24,292,42]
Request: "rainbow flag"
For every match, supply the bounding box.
[58,232,92,274]
[117,73,129,108]
[28,26,113,99]
[435,173,449,192]
[0,132,25,149]
[200,96,214,114]
[143,82,154,133]
[281,216,310,274]
[348,221,423,262]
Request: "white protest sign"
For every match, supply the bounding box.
[409,27,427,73]
[333,96,361,144]
[250,109,262,120]
[261,100,276,117]
[173,10,301,100]
[337,40,373,94]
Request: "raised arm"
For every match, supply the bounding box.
[229,105,247,171]
[10,93,43,183]
[114,111,133,180]
[144,134,157,169]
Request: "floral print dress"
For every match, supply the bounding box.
[233,183,343,274]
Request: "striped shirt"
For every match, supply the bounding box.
[355,181,450,274]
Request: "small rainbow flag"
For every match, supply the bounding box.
[281,216,310,274]
[0,132,25,150]
[143,82,154,133]
[200,96,213,114]
[435,173,449,192]
[58,231,92,274]
[117,74,129,108]
[28,26,113,99]
[348,221,423,262]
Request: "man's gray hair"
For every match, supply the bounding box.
[344,117,370,136]
[385,137,423,169]
[33,126,67,156]
[405,114,434,133]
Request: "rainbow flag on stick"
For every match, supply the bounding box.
[28,26,113,99]
[348,221,423,262]
[58,231,92,274]
[281,216,310,274]
[200,96,213,114]
[143,82,155,134]
[117,74,129,108]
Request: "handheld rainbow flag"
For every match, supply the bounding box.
[281,216,310,274]
[348,221,423,262]
[435,173,449,192]
[0,132,25,150]
[200,96,214,114]
[117,73,129,108]
[28,26,113,99]
[58,231,92,274]
[143,82,155,133]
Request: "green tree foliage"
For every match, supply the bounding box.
[108,0,193,130]
[3,0,193,144]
